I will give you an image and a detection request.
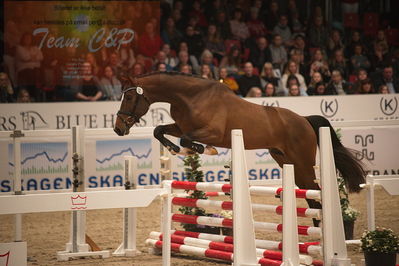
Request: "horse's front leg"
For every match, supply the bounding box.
[180,128,221,155]
[153,124,183,154]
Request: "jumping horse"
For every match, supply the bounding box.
[114,72,365,221]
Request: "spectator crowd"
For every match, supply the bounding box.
[1,0,399,103]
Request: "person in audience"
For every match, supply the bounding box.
[246,86,263,97]
[200,49,219,79]
[327,29,344,57]
[175,42,200,73]
[183,25,205,61]
[356,78,375,94]
[219,46,242,76]
[162,44,178,69]
[373,65,399,93]
[247,7,268,39]
[237,62,262,97]
[161,17,183,51]
[204,24,225,62]
[179,64,192,74]
[378,84,389,94]
[100,66,122,101]
[200,64,214,79]
[329,49,349,79]
[307,71,324,95]
[214,10,231,39]
[229,8,250,41]
[373,30,389,55]
[0,72,14,102]
[370,42,389,73]
[73,62,103,101]
[138,21,163,58]
[289,48,307,79]
[15,32,43,100]
[249,37,272,71]
[269,34,287,71]
[16,88,32,103]
[350,44,370,73]
[308,82,328,96]
[266,1,280,30]
[153,50,173,71]
[273,15,292,46]
[309,48,331,81]
[281,60,307,95]
[285,74,307,95]
[307,15,328,48]
[119,37,136,72]
[131,62,145,77]
[260,62,282,93]
[264,82,277,97]
[108,52,124,79]
[291,34,309,62]
[156,62,168,72]
[326,69,352,95]
[345,30,365,58]
[288,83,301,96]
[219,67,239,93]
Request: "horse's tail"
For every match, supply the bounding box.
[305,115,365,192]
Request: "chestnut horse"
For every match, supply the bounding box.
[114,72,365,219]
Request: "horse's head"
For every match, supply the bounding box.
[114,76,150,136]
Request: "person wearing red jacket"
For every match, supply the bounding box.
[138,21,163,58]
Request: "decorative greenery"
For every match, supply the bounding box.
[361,227,399,254]
[178,154,213,232]
[338,177,359,222]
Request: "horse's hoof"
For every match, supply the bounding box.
[204,146,218,155]
[167,146,179,155]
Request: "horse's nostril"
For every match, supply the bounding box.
[114,127,123,136]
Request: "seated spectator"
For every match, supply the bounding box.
[247,7,268,39]
[308,82,328,96]
[373,65,399,93]
[266,1,280,30]
[326,69,352,95]
[289,48,307,78]
[327,29,344,57]
[162,44,178,69]
[118,40,136,73]
[183,25,205,61]
[175,42,200,73]
[260,62,283,94]
[237,62,262,96]
[249,37,272,71]
[219,67,239,93]
[307,71,324,94]
[100,66,122,101]
[229,8,250,41]
[285,74,307,96]
[309,48,331,81]
[370,42,389,73]
[288,83,301,96]
[188,0,208,28]
[246,86,263,97]
[16,88,32,103]
[15,32,43,101]
[378,84,389,94]
[264,82,277,97]
[281,61,307,95]
[108,52,124,79]
[307,15,328,48]
[391,48,399,75]
[138,21,163,58]
[329,49,349,79]
[345,30,365,58]
[219,46,242,76]
[153,50,173,71]
[269,34,287,71]
[352,68,368,92]
[161,17,183,51]
[350,44,370,73]
[289,10,304,34]
[356,78,375,94]
[200,64,214,79]
[155,62,167,72]
[291,34,309,62]
[200,49,219,79]
[73,62,103,101]
[373,30,389,55]
[179,64,192,74]
[204,24,225,62]
[0,72,14,103]
[273,15,292,46]
[214,11,231,40]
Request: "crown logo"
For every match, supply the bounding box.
[70,195,87,210]
[0,251,10,266]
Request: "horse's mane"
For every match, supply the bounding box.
[134,71,208,80]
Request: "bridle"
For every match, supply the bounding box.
[117,86,150,128]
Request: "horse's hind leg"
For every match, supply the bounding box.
[154,124,183,154]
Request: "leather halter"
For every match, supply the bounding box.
[117,86,150,127]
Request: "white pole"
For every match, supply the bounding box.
[162,180,172,266]
[281,164,300,266]
[12,130,24,242]
[320,127,350,266]
[231,129,259,266]
[366,175,376,230]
